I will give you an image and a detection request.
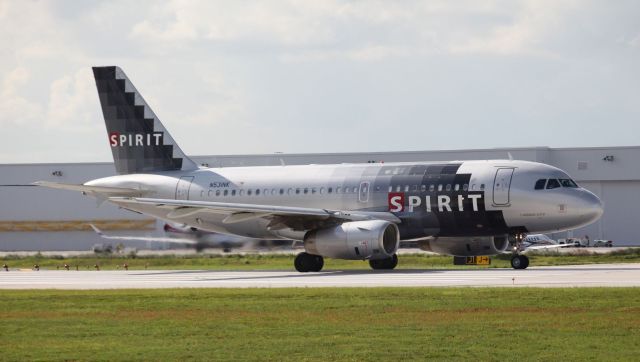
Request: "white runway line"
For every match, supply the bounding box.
[1,263,639,289]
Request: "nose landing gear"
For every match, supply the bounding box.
[510,233,530,270]
[510,254,529,269]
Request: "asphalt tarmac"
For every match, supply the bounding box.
[1,263,639,289]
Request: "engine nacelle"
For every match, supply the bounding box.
[418,235,509,256]
[304,220,400,260]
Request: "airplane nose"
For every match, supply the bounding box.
[578,190,604,224]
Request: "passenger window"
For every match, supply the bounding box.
[272,189,277,195]
[337,187,342,194]
[480,184,485,190]
[256,189,260,196]
[263,189,268,196]
[279,189,284,195]
[304,188,309,194]
[247,189,252,196]
[239,190,244,196]
[396,185,401,192]
[404,185,409,192]
[224,190,228,196]
[546,179,561,189]
[438,184,443,191]
[328,187,333,193]
[388,186,393,192]
[320,187,325,194]
[421,185,426,192]
[446,184,451,191]
[463,184,468,191]
[287,188,293,195]
[412,185,418,192]
[312,188,317,194]
[208,190,213,197]
[429,185,435,192]
[216,190,221,196]
[296,188,300,194]
[534,179,547,190]
[454,184,459,191]
[231,190,236,196]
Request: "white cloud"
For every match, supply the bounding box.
[0,67,43,125]
[130,0,337,46]
[46,69,99,131]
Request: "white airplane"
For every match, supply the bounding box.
[36,66,604,271]
[89,223,249,252]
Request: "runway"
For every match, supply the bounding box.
[1,263,639,289]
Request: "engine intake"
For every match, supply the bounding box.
[304,220,400,260]
[419,236,509,256]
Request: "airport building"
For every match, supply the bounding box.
[1,145,638,250]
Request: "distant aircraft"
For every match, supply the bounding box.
[90,224,248,252]
[37,66,603,271]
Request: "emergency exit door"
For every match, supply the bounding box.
[493,168,514,206]
[175,176,194,200]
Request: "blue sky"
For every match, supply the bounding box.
[0,0,639,163]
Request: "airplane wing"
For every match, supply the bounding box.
[108,197,401,231]
[89,224,198,245]
[520,243,570,253]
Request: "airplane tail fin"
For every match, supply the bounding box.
[92,66,198,175]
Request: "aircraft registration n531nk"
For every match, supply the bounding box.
[36,66,604,271]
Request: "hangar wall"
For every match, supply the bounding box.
[0,146,637,250]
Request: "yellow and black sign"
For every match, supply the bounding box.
[453,256,491,266]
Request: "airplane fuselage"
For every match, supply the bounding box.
[87,159,603,242]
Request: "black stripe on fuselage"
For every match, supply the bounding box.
[382,163,509,238]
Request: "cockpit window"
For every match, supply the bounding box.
[534,179,547,190]
[559,179,578,188]
[546,179,561,189]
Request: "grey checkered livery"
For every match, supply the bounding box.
[93,66,198,175]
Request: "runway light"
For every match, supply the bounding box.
[94,264,100,271]
[33,264,39,271]
[64,264,69,271]
[3,264,8,271]
[123,263,128,271]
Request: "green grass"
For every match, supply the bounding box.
[2,249,640,271]
[0,288,638,361]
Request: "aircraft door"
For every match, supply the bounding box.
[493,168,514,206]
[175,176,194,200]
[358,181,370,203]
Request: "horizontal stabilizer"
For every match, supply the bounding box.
[34,181,148,197]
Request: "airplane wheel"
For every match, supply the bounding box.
[511,255,529,270]
[294,252,324,272]
[369,254,398,270]
[310,255,324,272]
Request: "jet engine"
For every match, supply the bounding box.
[304,220,400,260]
[418,235,509,256]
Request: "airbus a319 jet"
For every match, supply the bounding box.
[37,66,604,271]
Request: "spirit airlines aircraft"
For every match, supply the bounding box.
[37,66,604,272]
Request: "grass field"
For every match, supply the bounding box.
[0,288,638,361]
[2,248,640,271]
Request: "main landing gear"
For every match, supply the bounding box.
[294,252,324,272]
[510,233,529,270]
[369,254,398,270]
